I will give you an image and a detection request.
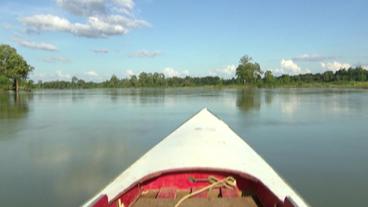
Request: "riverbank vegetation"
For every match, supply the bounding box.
[1,44,368,90]
[34,56,368,89]
[0,45,33,92]
[31,67,368,89]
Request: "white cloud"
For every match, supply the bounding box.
[21,14,148,38]
[31,71,72,81]
[85,70,98,77]
[292,54,334,62]
[21,15,72,32]
[113,0,134,9]
[42,56,70,63]
[209,65,236,78]
[84,70,112,82]
[281,59,300,71]
[278,59,311,75]
[20,0,149,38]
[270,59,311,76]
[30,73,46,81]
[162,67,189,78]
[125,69,135,77]
[129,50,161,58]
[321,61,351,72]
[56,70,72,80]
[182,70,190,76]
[14,37,58,51]
[92,48,109,54]
[363,65,368,70]
[57,0,135,16]
[31,70,107,82]
[57,0,107,17]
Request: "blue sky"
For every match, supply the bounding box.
[0,0,367,81]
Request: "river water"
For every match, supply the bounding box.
[0,88,367,206]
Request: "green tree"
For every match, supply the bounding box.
[322,71,334,82]
[153,72,166,87]
[71,76,78,84]
[109,74,119,87]
[263,70,275,83]
[138,72,151,87]
[77,79,86,88]
[0,44,33,92]
[279,74,291,84]
[235,55,262,84]
[356,66,367,81]
[0,74,11,90]
[129,75,138,87]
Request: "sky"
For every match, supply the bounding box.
[0,0,368,82]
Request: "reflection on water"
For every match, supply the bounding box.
[0,88,368,207]
[0,92,32,141]
[29,138,132,203]
[235,89,275,112]
[0,92,31,119]
[265,90,273,105]
[281,95,300,115]
[236,89,261,112]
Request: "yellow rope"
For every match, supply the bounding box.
[174,176,237,207]
[117,198,124,207]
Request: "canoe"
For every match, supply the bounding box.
[83,108,308,207]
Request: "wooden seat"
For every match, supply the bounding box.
[190,187,220,198]
[220,187,242,198]
[132,197,259,207]
[157,188,177,199]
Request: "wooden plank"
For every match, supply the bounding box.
[189,187,220,198]
[190,187,207,198]
[208,188,220,198]
[176,189,190,199]
[243,196,259,207]
[157,187,176,199]
[220,187,242,198]
[140,190,159,198]
[132,197,259,207]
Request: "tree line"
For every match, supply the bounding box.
[1,43,368,90]
[34,66,368,89]
[36,55,368,89]
[235,55,368,87]
[35,74,226,89]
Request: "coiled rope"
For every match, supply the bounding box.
[174,176,237,207]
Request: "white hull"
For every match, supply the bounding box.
[84,108,308,207]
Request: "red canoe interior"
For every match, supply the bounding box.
[91,169,297,207]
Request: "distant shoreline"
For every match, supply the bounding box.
[2,65,368,91]
[2,82,368,92]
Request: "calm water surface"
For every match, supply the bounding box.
[0,88,367,206]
